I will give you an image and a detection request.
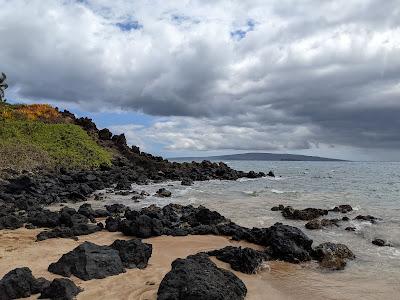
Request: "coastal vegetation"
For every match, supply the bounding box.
[0,102,112,170]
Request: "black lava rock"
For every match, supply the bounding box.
[329,205,353,213]
[48,241,125,280]
[208,246,269,274]
[345,226,356,231]
[0,267,48,300]
[155,188,171,197]
[255,222,313,263]
[28,209,60,228]
[0,215,24,230]
[282,206,328,221]
[115,180,131,191]
[354,215,379,223]
[105,216,120,232]
[312,242,355,270]
[77,203,95,218]
[157,253,247,300]
[119,215,164,238]
[110,239,152,269]
[98,128,112,140]
[39,278,82,300]
[372,239,391,247]
[305,218,340,230]
[105,203,127,214]
[270,204,284,211]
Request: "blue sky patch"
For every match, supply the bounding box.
[116,20,143,32]
[231,19,256,40]
[171,14,200,25]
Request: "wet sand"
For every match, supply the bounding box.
[0,229,289,300]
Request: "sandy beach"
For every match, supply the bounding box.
[0,228,292,300]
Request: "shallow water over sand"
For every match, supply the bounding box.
[66,161,400,300]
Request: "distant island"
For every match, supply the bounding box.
[170,152,345,162]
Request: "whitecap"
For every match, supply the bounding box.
[265,176,286,181]
[237,177,256,182]
[271,189,285,194]
[242,190,259,197]
[270,189,297,194]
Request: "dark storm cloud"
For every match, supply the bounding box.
[1,0,399,154]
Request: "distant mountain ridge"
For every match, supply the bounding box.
[170,152,345,162]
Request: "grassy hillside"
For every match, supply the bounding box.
[0,103,112,171]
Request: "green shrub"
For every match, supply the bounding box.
[0,119,112,170]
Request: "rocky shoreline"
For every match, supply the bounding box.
[0,111,356,300]
[0,160,360,299]
[0,186,356,300]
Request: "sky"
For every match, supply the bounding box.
[1,0,400,160]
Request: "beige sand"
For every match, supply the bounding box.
[0,229,290,300]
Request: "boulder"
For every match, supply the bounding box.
[105,203,127,214]
[75,117,97,131]
[193,206,227,226]
[267,171,275,177]
[0,215,24,230]
[77,203,95,218]
[36,217,102,241]
[105,216,120,232]
[28,209,60,228]
[39,278,82,300]
[131,145,140,154]
[98,128,112,140]
[36,227,76,241]
[5,175,36,194]
[271,204,284,211]
[255,223,313,263]
[312,242,355,270]
[372,239,391,247]
[110,239,152,269]
[305,218,340,230]
[119,215,164,238]
[208,246,269,274]
[0,267,48,300]
[131,194,145,201]
[345,226,356,231]
[48,241,125,280]
[282,206,328,221]
[157,253,247,300]
[329,205,353,213]
[190,224,218,235]
[112,133,128,148]
[155,188,171,197]
[141,190,150,196]
[93,209,109,218]
[115,181,131,191]
[354,215,378,223]
[246,171,259,178]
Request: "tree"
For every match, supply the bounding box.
[0,72,8,102]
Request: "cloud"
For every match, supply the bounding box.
[1,0,400,157]
[145,117,316,151]
[108,124,148,151]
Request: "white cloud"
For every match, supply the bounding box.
[1,0,400,157]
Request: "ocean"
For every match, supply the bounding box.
[96,161,400,299]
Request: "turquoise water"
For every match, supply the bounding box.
[99,161,400,299]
